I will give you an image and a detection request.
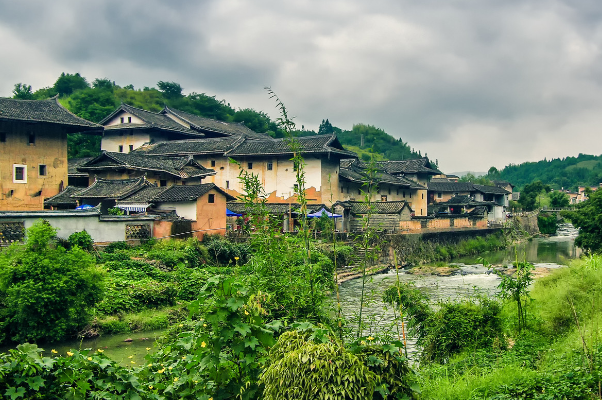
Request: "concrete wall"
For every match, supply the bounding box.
[101,130,151,153]
[157,201,197,220]
[0,120,68,211]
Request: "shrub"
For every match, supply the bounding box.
[0,220,104,343]
[537,213,557,235]
[205,237,250,265]
[68,230,94,252]
[103,241,130,253]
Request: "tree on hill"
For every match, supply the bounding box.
[518,181,551,211]
[549,191,570,208]
[318,119,334,135]
[157,81,184,100]
[54,72,89,96]
[566,188,602,253]
[459,173,493,186]
[12,83,34,99]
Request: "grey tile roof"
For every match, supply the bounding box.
[225,134,357,158]
[226,202,327,215]
[469,206,488,216]
[335,200,412,215]
[376,158,441,175]
[339,159,425,189]
[0,97,101,130]
[68,157,94,175]
[78,152,215,179]
[474,184,510,195]
[427,181,476,192]
[150,184,236,202]
[162,107,269,139]
[134,136,244,156]
[117,185,169,204]
[44,186,86,206]
[74,177,150,199]
[100,104,204,137]
[438,195,493,207]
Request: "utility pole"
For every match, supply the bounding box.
[360,134,364,148]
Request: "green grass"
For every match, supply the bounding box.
[566,160,599,171]
[93,305,188,334]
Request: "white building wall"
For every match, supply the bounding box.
[156,201,197,220]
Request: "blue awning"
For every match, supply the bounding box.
[307,207,342,218]
[226,208,243,217]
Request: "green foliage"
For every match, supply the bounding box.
[53,72,89,96]
[261,330,378,400]
[0,221,104,344]
[107,207,125,215]
[537,213,558,235]
[103,241,131,253]
[458,173,493,186]
[518,181,551,211]
[338,123,421,161]
[12,83,34,99]
[204,236,250,265]
[549,190,570,208]
[67,230,94,252]
[565,188,602,253]
[157,80,183,99]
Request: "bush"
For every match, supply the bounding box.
[103,241,130,253]
[0,220,104,343]
[68,230,94,252]
[205,237,250,266]
[537,213,557,235]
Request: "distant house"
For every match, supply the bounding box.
[68,157,94,187]
[338,159,428,217]
[76,151,215,187]
[0,97,101,211]
[427,180,475,203]
[435,194,505,222]
[375,158,441,187]
[333,200,413,232]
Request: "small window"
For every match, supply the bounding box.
[403,191,406,198]
[422,193,424,199]
[28,133,35,145]
[129,145,134,152]
[248,162,253,169]
[226,181,230,189]
[388,188,391,195]
[294,184,299,192]
[341,186,344,193]
[437,192,442,199]
[211,160,216,167]
[39,164,47,176]
[358,189,361,195]
[120,117,124,123]
[0,132,6,142]
[118,145,123,152]
[267,162,273,171]
[13,164,26,183]
[409,192,412,198]
[208,194,215,203]
[160,180,167,187]
[381,195,388,202]
[128,116,132,123]
[397,188,400,195]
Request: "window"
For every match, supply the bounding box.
[403,191,406,198]
[409,192,412,198]
[437,192,442,199]
[226,181,230,189]
[388,188,391,195]
[128,116,132,123]
[422,193,424,199]
[38,164,47,176]
[341,186,344,193]
[267,162,273,171]
[129,145,134,152]
[120,117,124,123]
[118,145,124,152]
[358,189,361,195]
[211,160,216,167]
[28,133,35,145]
[381,195,388,202]
[247,162,253,169]
[13,164,26,183]
[397,188,400,195]
[0,132,5,142]
[294,184,299,192]
[208,194,215,203]
[160,180,167,187]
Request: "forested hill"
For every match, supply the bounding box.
[488,153,602,191]
[10,73,424,162]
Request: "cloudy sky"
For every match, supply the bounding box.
[1,0,601,173]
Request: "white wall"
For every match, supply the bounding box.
[156,201,197,220]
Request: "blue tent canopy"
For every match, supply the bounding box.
[307,207,342,218]
[75,204,94,210]
[226,208,243,217]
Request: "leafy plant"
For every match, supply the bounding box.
[68,230,94,252]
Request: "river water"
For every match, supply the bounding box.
[337,224,581,351]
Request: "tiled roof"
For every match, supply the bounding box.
[376,158,441,175]
[438,195,493,207]
[117,185,169,204]
[68,157,94,175]
[134,136,244,156]
[44,186,86,206]
[100,104,204,137]
[226,202,327,215]
[335,200,412,215]
[78,152,215,179]
[427,181,475,192]
[0,97,101,130]
[162,107,268,139]
[339,159,425,189]
[469,206,488,216]
[151,184,236,202]
[473,184,510,195]
[225,134,357,158]
[74,177,150,199]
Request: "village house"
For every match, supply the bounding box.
[375,158,441,187]
[0,97,102,211]
[76,151,215,187]
[333,200,414,232]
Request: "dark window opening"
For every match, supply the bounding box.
[226,181,230,189]
[422,193,424,199]
[129,131,133,136]
[211,160,216,167]
[32,190,42,197]
[182,181,187,185]
[341,186,344,193]
[28,133,35,145]
[128,117,132,123]
[15,166,24,181]
[403,191,406,198]
[267,162,273,171]
[208,194,215,203]
[409,192,412,198]
[120,117,124,123]
[39,165,47,176]
[160,180,167,187]
[358,189,361,195]
[437,192,442,199]
[248,162,253,169]
[129,145,134,152]
[0,132,6,142]
[388,188,391,195]
[118,145,123,152]
[381,195,388,202]
[7,189,14,198]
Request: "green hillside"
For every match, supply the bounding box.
[487,154,602,191]
[10,74,425,162]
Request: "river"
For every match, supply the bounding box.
[337,224,581,353]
